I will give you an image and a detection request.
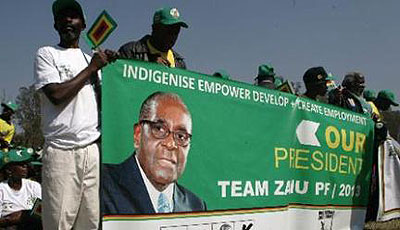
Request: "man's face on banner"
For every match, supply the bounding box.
[135,97,192,191]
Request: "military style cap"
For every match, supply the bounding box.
[303,67,328,85]
[2,148,34,168]
[1,101,18,112]
[255,64,275,80]
[153,7,188,28]
[363,89,377,101]
[342,72,365,87]
[377,89,399,106]
[52,0,85,23]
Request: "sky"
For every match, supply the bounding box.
[1,0,400,107]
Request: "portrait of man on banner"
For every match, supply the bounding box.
[102,91,206,214]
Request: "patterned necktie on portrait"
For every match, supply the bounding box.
[157,193,171,213]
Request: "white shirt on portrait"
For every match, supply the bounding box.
[135,155,174,213]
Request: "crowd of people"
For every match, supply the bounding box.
[0,0,398,229]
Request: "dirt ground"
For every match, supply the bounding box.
[364,219,400,230]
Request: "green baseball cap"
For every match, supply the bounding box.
[153,7,188,28]
[378,89,399,106]
[363,89,377,101]
[2,148,34,168]
[52,0,85,23]
[1,101,18,112]
[256,64,275,79]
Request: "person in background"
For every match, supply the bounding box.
[0,149,41,230]
[255,64,276,89]
[329,72,371,114]
[301,66,331,101]
[212,70,231,80]
[363,89,377,102]
[0,102,18,152]
[370,89,399,122]
[119,7,188,69]
[365,89,399,221]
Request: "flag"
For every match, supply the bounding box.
[277,80,295,94]
[86,10,117,49]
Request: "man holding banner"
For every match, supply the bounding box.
[118,7,188,69]
[102,92,206,214]
[34,0,117,229]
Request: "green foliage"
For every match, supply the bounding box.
[13,86,44,149]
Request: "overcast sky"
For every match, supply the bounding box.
[1,0,399,107]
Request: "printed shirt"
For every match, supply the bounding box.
[34,45,100,149]
[0,179,41,217]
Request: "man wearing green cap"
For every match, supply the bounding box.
[363,89,377,102]
[255,64,276,89]
[365,89,399,221]
[0,149,42,229]
[33,0,117,229]
[370,89,399,121]
[118,7,188,69]
[0,102,18,152]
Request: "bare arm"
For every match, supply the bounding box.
[42,49,117,105]
[0,211,23,226]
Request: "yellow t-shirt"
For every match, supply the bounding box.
[0,118,15,144]
[147,40,176,68]
[368,101,382,121]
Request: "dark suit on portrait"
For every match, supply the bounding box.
[101,152,207,214]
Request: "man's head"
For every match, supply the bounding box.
[363,89,376,102]
[255,64,275,89]
[1,101,17,121]
[374,89,399,111]
[2,148,33,180]
[213,70,231,80]
[342,72,366,97]
[151,7,188,52]
[134,92,192,191]
[52,0,86,47]
[303,66,329,97]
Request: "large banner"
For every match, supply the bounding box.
[101,60,374,230]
